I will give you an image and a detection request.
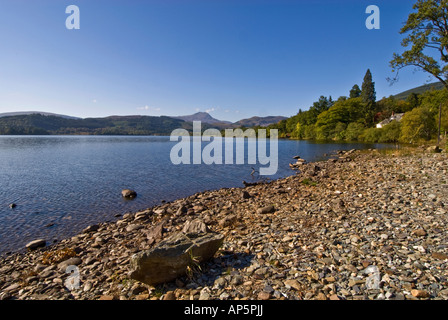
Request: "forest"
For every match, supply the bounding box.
[261,69,448,144]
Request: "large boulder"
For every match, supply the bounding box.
[129,220,224,285]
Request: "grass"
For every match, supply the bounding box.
[186,249,202,279]
[301,178,317,186]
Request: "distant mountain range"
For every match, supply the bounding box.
[2,79,443,136]
[0,111,287,135]
[234,116,288,128]
[0,111,81,120]
[172,112,286,128]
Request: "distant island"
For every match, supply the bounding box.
[0,111,286,136]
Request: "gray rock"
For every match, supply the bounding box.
[122,189,137,199]
[126,224,144,232]
[146,222,164,244]
[58,257,82,272]
[25,239,46,250]
[242,191,251,199]
[129,226,224,285]
[182,219,209,235]
[83,225,99,233]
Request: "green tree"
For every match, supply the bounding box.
[389,0,448,142]
[361,69,377,126]
[390,0,448,89]
[349,84,362,98]
[380,120,402,142]
[400,107,437,143]
[345,122,365,141]
[406,92,420,109]
[360,128,382,143]
[361,69,376,104]
[314,97,364,140]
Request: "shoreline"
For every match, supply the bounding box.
[1,146,447,300]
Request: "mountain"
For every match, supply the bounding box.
[0,111,81,120]
[173,112,232,125]
[173,112,287,127]
[0,114,190,135]
[234,116,287,127]
[0,111,288,135]
[392,82,445,101]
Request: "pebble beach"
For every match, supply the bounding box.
[1,146,447,301]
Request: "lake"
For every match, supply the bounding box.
[0,136,389,254]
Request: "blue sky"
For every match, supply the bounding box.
[0,0,437,122]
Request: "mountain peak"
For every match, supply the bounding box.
[173,112,231,124]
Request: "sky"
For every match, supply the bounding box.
[0,0,439,122]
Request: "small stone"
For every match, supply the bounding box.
[411,290,430,298]
[284,279,301,291]
[83,282,92,292]
[258,291,271,300]
[432,252,448,260]
[257,205,275,214]
[3,283,20,292]
[162,291,176,300]
[242,191,251,199]
[58,257,82,272]
[126,224,144,232]
[25,239,46,250]
[316,292,327,300]
[98,295,116,300]
[263,285,274,293]
[219,215,237,228]
[83,225,99,233]
[183,219,209,234]
[199,287,211,300]
[413,229,427,237]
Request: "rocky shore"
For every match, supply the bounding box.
[1,147,447,300]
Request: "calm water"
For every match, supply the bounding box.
[0,136,388,254]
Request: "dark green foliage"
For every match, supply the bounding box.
[0,114,189,135]
[399,106,437,143]
[390,0,448,89]
[361,69,376,104]
[349,84,361,98]
[361,69,377,126]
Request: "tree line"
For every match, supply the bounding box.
[262,69,448,144]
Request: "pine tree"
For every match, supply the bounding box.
[361,69,376,104]
[361,69,377,126]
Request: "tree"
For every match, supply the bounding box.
[361,69,376,104]
[349,84,362,98]
[345,122,365,141]
[390,0,448,89]
[389,0,448,144]
[361,69,377,126]
[314,98,364,140]
[406,92,420,109]
[400,107,437,143]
